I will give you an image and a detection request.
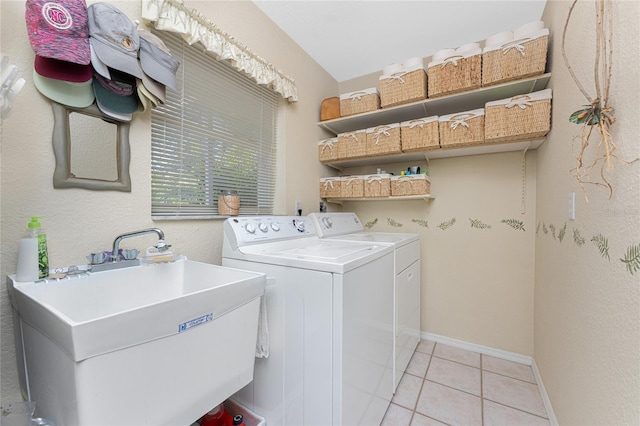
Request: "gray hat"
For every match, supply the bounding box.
[138,30,179,90]
[88,3,142,79]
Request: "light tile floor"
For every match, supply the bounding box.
[382,341,550,426]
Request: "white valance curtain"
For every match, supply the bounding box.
[141,0,299,102]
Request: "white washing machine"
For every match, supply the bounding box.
[308,212,421,391]
[222,216,395,426]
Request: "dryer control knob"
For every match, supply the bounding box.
[259,223,269,233]
[270,223,280,232]
[245,223,256,234]
[322,217,333,228]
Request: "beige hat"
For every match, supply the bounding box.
[136,78,161,111]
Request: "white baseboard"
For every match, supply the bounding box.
[531,358,559,426]
[421,331,557,424]
[421,331,533,365]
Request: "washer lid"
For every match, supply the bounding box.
[236,238,394,273]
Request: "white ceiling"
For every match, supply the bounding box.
[253,1,547,82]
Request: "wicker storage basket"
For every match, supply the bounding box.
[439,108,485,147]
[427,49,481,98]
[319,177,341,198]
[339,88,380,117]
[485,88,552,143]
[337,129,367,160]
[379,67,427,108]
[318,138,339,162]
[400,116,440,152]
[320,97,340,121]
[482,29,549,87]
[366,123,402,157]
[340,175,364,198]
[363,173,391,197]
[391,174,431,196]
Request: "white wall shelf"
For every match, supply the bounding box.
[324,194,434,205]
[318,73,551,135]
[322,139,543,171]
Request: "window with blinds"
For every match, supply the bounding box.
[151,31,278,219]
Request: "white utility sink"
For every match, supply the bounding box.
[8,258,266,426]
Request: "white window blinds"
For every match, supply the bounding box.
[151,31,278,219]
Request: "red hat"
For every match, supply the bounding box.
[34,55,92,83]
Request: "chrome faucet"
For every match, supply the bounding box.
[111,228,167,262]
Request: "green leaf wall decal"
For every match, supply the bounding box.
[542,223,548,234]
[573,228,586,246]
[364,218,378,230]
[536,221,541,235]
[502,219,526,231]
[549,224,557,240]
[387,218,403,228]
[558,223,567,243]
[620,243,640,275]
[469,218,492,229]
[591,234,610,260]
[412,219,429,228]
[437,218,457,231]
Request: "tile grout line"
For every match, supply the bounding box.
[480,353,484,426]
[482,397,551,421]
[482,368,538,385]
[431,353,482,369]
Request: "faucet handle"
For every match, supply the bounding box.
[155,239,172,252]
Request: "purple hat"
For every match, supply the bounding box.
[94,69,136,96]
[25,0,91,65]
[87,3,142,79]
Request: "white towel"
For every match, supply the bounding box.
[255,292,269,358]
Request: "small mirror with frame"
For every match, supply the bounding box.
[51,101,132,192]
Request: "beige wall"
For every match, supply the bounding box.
[343,152,537,356]
[535,1,640,424]
[0,0,337,403]
[339,76,537,356]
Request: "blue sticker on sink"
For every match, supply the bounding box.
[178,313,214,333]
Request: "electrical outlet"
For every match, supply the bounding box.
[569,192,576,220]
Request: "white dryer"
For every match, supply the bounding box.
[308,212,421,391]
[222,216,395,426]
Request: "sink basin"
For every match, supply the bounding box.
[8,258,266,425]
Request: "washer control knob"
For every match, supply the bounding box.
[245,223,256,234]
[270,223,280,232]
[322,217,333,228]
[259,223,269,233]
[293,219,305,233]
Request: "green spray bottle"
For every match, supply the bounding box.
[28,217,49,279]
